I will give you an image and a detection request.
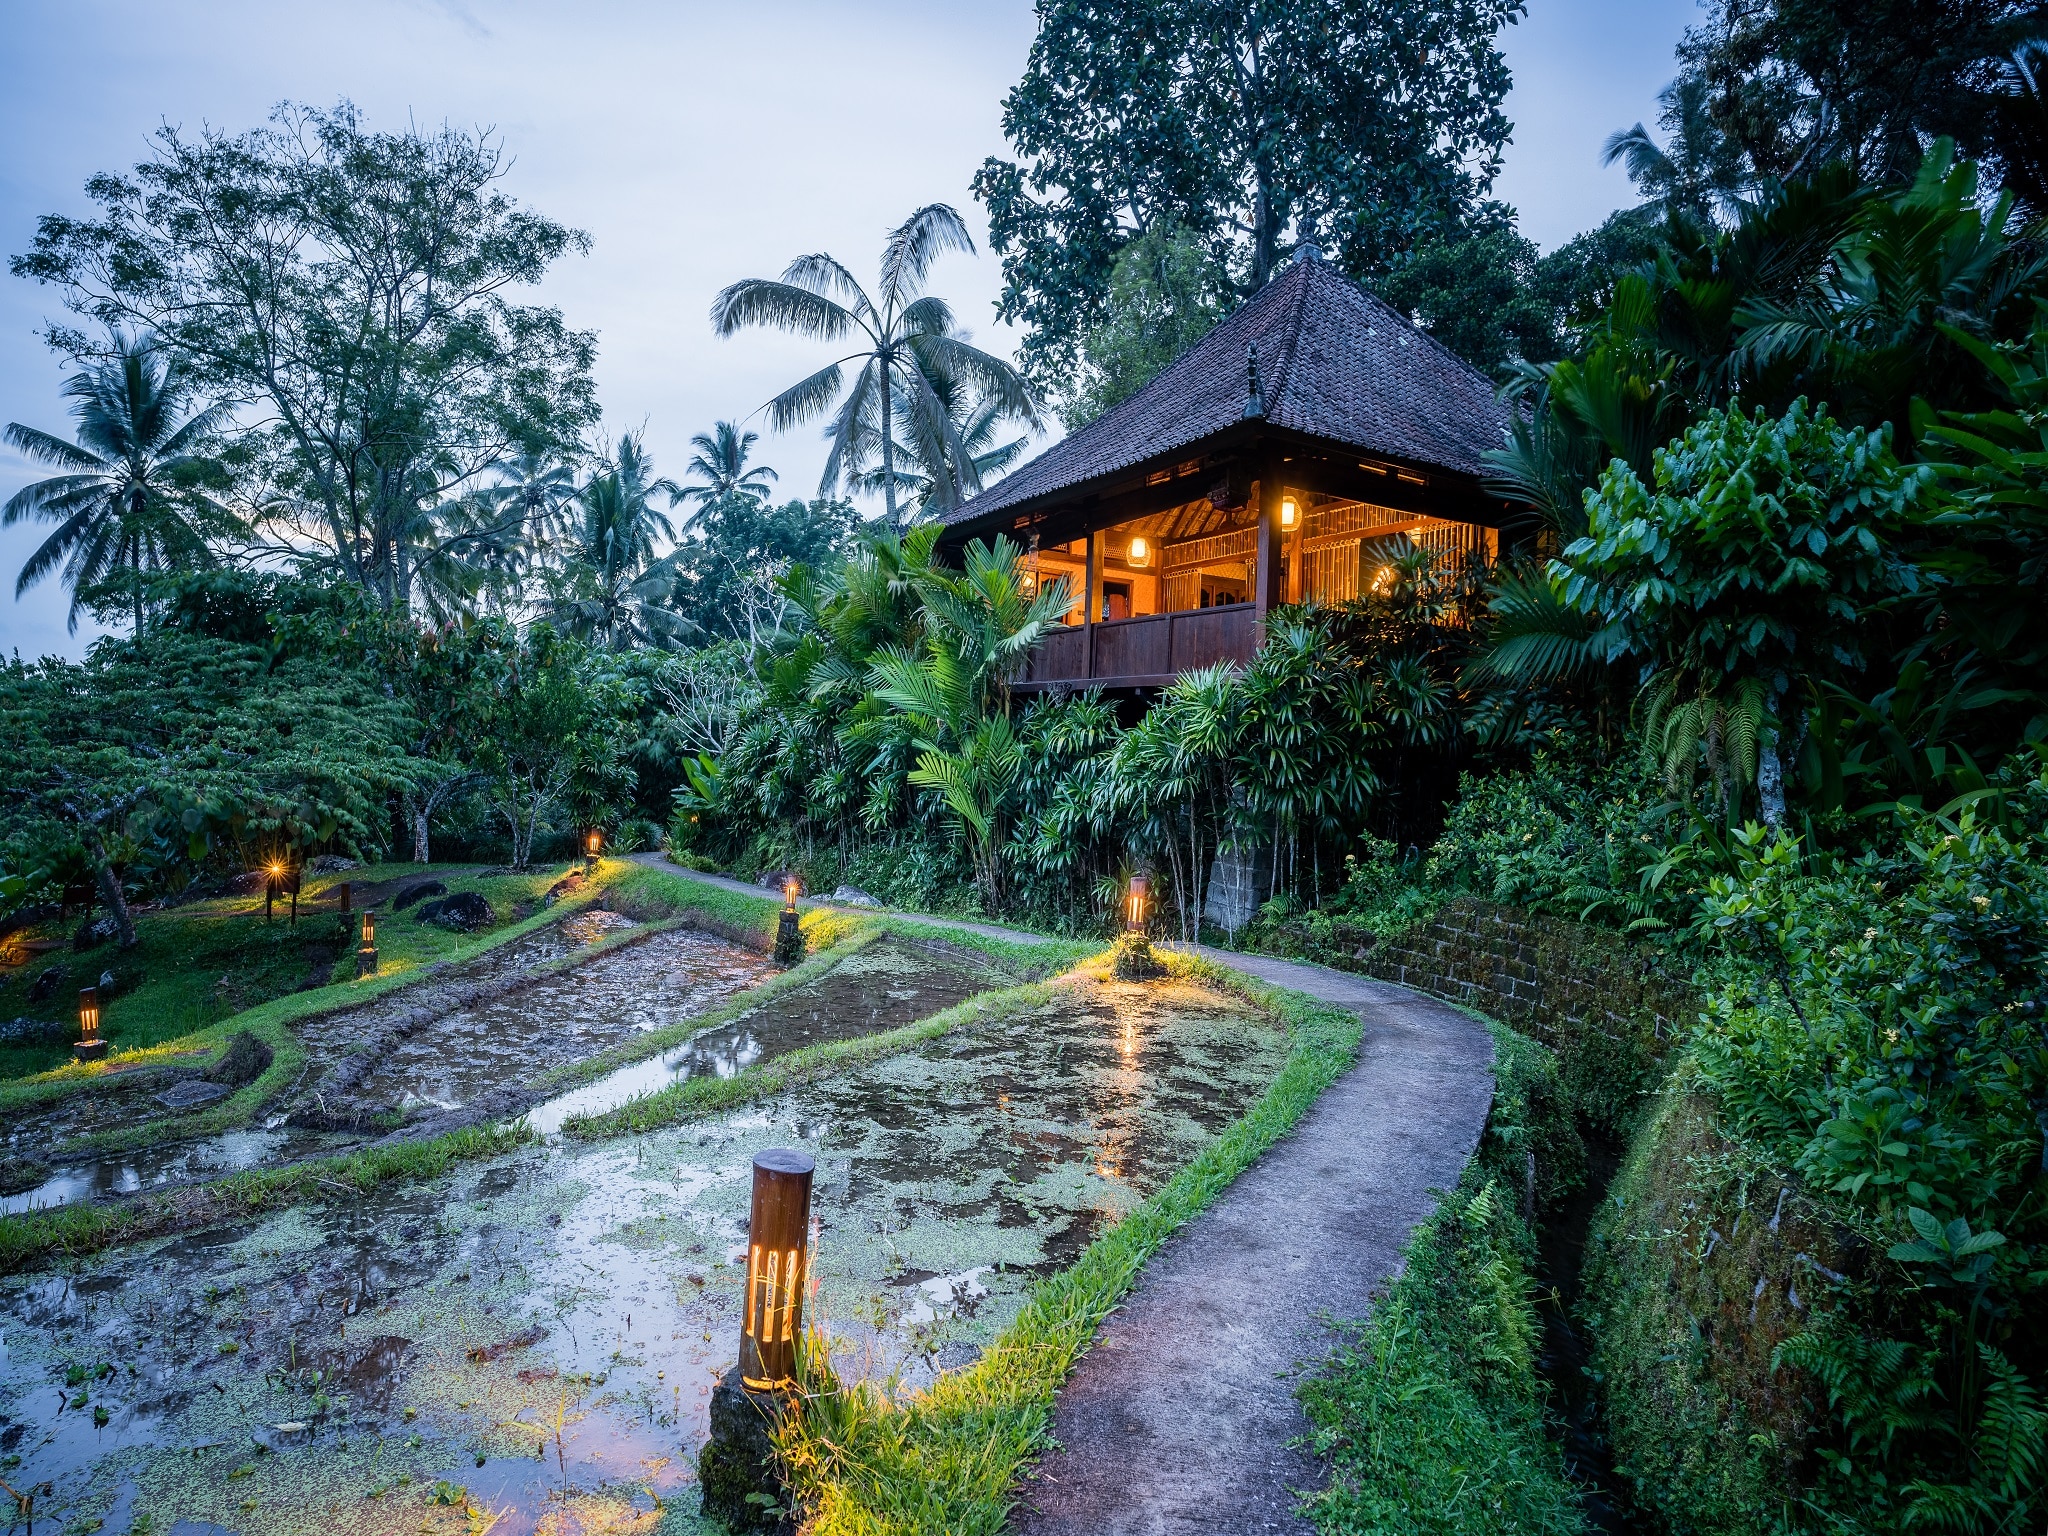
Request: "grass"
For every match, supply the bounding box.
[0,861,612,1081]
[0,1120,532,1276]
[1293,1017,1587,1536]
[767,949,1365,1536]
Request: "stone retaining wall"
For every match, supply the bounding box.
[1355,897,1693,1130]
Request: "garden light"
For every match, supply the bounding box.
[740,1149,816,1391]
[1127,535,1151,567]
[75,986,106,1062]
[586,830,602,872]
[1280,495,1298,529]
[1127,873,1150,932]
[356,909,379,979]
[774,876,804,964]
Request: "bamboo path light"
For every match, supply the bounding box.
[356,909,379,979]
[74,985,106,1062]
[586,829,602,873]
[1127,872,1150,932]
[773,875,804,965]
[739,1149,816,1390]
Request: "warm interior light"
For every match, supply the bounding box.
[1127,873,1150,932]
[1280,496,1298,529]
[1370,564,1394,595]
[1127,535,1150,567]
[1018,568,1038,594]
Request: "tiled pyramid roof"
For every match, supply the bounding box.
[946,253,1507,526]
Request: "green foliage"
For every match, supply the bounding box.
[12,100,599,615]
[711,204,1035,531]
[1299,1020,1583,1535]
[1372,218,1561,374]
[2,332,240,637]
[1056,222,1230,428]
[972,0,1523,379]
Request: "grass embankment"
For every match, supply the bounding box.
[767,949,1364,1536]
[0,861,647,1156]
[0,1121,532,1276]
[0,862,604,1080]
[1295,1016,1587,1536]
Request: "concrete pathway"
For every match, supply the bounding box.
[1012,948,1495,1536]
[633,856,1498,1532]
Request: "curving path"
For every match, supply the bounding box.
[634,858,1498,1532]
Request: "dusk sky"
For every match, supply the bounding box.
[0,0,1697,658]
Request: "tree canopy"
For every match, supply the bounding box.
[972,0,1524,379]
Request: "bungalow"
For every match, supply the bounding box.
[935,244,1520,691]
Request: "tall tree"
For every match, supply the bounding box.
[1605,0,2048,210]
[711,204,1036,531]
[1057,222,1230,427]
[11,101,599,615]
[674,421,779,529]
[4,334,239,636]
[972,0,1523,379]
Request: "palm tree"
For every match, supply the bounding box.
[845,364,1033,519]
[544,432,687,649]
[4,334,238,636]
[711,204,1036,531]
[675,421,779,528]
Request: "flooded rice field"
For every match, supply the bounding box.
[3,915,778,1219]
[0,972,1287,1536]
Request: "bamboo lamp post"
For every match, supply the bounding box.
[739,1149,816,1390]
[74,986,107,1062]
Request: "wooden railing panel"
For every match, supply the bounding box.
[1091,613,1173,678]
[1169,604,1257,672]
[1022,602,1259,685]
[1030,626,1086,683]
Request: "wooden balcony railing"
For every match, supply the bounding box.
[1017,603,1259,690]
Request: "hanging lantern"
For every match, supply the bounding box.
[740,1149,816,1391]
[1127,873,1150,933]
[1127,535,1151,568]
[1279,496,1299,529]
[356,909,379,979]
[75,986,107,1062]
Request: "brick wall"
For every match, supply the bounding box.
[1356,897,1692,1130]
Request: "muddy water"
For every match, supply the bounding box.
[318,927,773,1119]
[0,975,1286,1536]
[525,938,1011,1135]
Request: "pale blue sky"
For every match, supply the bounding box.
[0,0,1696,658]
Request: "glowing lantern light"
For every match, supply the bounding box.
[356,909,379,979]
[75,986,107,1062]
[774,876,805,965]
[740,1149,816,1390]
[586,829,602,872]
[1127,535,1151,568]
[1127,873,1150,933]
[1280,496,1298,529]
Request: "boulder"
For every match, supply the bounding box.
[306,855,358,873]
[393,880,448,911]
[830,885,882,908]
[423,891,494,932]
[0,1016,70,1049]
[542,871,586,907]
[72,914,120,952]
[157,1079,233,1112]
[25,964,66,1003]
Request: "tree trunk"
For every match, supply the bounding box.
[880,358,899,532]
[82,827,138,949]
[413,805,432,865]
[1758,726,1786,829]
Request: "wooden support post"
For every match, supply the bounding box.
[1082,532,1098,680]
[1253,462,1285,638]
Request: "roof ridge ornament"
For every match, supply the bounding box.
[1243,342,1265,419]
[1294,215,1323,265]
